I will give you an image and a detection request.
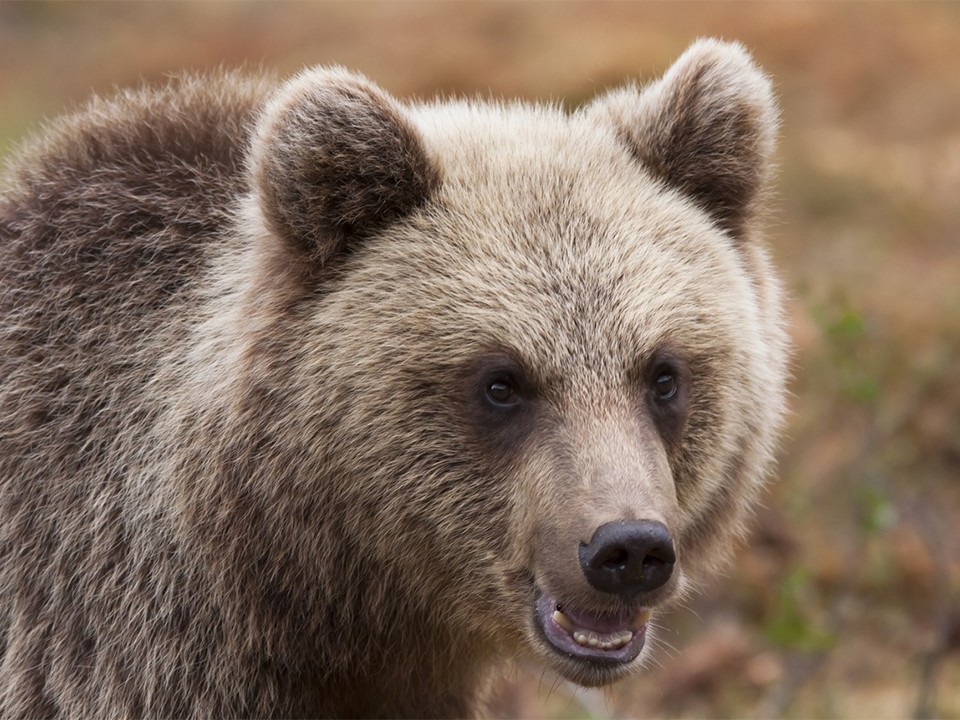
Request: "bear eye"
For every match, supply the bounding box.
[485,378,521,408]
[652,366,679,401]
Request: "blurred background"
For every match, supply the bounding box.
[1,2,957,718]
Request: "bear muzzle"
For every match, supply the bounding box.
[528,518,679,679]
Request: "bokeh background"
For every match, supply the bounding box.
[1,2,958,718]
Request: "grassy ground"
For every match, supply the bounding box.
[2,2,958,717]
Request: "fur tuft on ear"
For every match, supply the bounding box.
[587,39,778,240]
[248,67,439,268]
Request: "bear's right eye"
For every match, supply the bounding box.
[485,378,521,408]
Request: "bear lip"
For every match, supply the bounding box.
[533,589,649,665]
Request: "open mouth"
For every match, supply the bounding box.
[534,589,650,665]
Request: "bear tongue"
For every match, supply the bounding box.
[554,602,650,634]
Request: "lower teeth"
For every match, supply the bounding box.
[571,628,633,650]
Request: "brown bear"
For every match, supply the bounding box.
[0,39,788,718]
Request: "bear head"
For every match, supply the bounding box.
[236,39,787,689]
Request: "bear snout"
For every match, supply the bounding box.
[528,517,681,681]
[578,519,676,599]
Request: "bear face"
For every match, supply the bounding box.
[235,39,786,691]
[0,40,787,717]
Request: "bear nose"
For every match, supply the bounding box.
[578,519,676,597]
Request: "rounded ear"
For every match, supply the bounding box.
[586,39,778,241]
[248,67,439,269]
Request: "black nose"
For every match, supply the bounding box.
[578,519,676,597]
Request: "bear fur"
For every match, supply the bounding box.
[0,40,787,718]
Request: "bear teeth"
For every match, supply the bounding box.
[571,629,633,650]
[551,609,574,632]
[552,609,636,650]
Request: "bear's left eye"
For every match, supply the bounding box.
[653,370,678,400]
[485,378,521,408]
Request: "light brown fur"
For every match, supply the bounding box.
[0,40,787,717]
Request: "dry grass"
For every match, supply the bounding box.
[2,2,958,717]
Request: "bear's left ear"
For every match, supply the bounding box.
[586,39,777,241]
[248,67,439,270]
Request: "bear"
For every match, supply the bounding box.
[0,39,787,718]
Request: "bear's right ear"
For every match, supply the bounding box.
[248,67,439,270]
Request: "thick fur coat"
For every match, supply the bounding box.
[0,40,787,717]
